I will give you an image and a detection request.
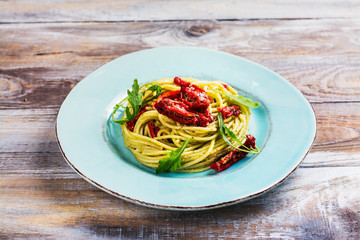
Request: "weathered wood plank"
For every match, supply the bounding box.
[0,108,59,153]
[1,20,360,109]
[1,102,359,154]
[1,150,359,177]
[312,102,360,153]
[1,0,360,23]
[1,162,359,239]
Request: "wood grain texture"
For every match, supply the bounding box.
[1,103,359,239]
[1,19,360,110]
[1,1,360,239]
[1,0,360,22]
[1,152,359,239]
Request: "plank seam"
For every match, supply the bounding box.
[0,17,359,24]
[1,100,359,111]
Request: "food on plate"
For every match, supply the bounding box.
[112,77,260,173]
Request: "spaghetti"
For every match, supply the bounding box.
[112,77,257,173]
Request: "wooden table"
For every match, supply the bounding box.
[1,1,360,239]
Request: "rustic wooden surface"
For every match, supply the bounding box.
[1,1,360,239]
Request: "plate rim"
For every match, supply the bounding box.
[55,46,317,210]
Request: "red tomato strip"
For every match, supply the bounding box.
[217,106,241,119]
[148,121,160,138]
[210,135,256,172]
[126,107,147,132]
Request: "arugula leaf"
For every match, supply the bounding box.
[216,90,260,109]
[142,84,162,105]
[127,79,143,118]
[156,137,191,174]
[112,79,142,123]
[217,113,259,153]
[112,80,162,124]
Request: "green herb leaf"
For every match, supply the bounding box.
[217,113,259,153]
[112,80,162,124]
[216,90,260,109]
[112,79,142,123]
[112,102,129,124]
[126,79,143,118]
[156,137,191,174]
[142,84,162,105]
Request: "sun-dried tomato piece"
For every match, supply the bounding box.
[174,77,211,111]
[126,107,147,131]
[148,121,160,138]
[210,135,256,172]
[217,106,241,119]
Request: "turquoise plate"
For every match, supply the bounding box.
[56,47,316,210]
